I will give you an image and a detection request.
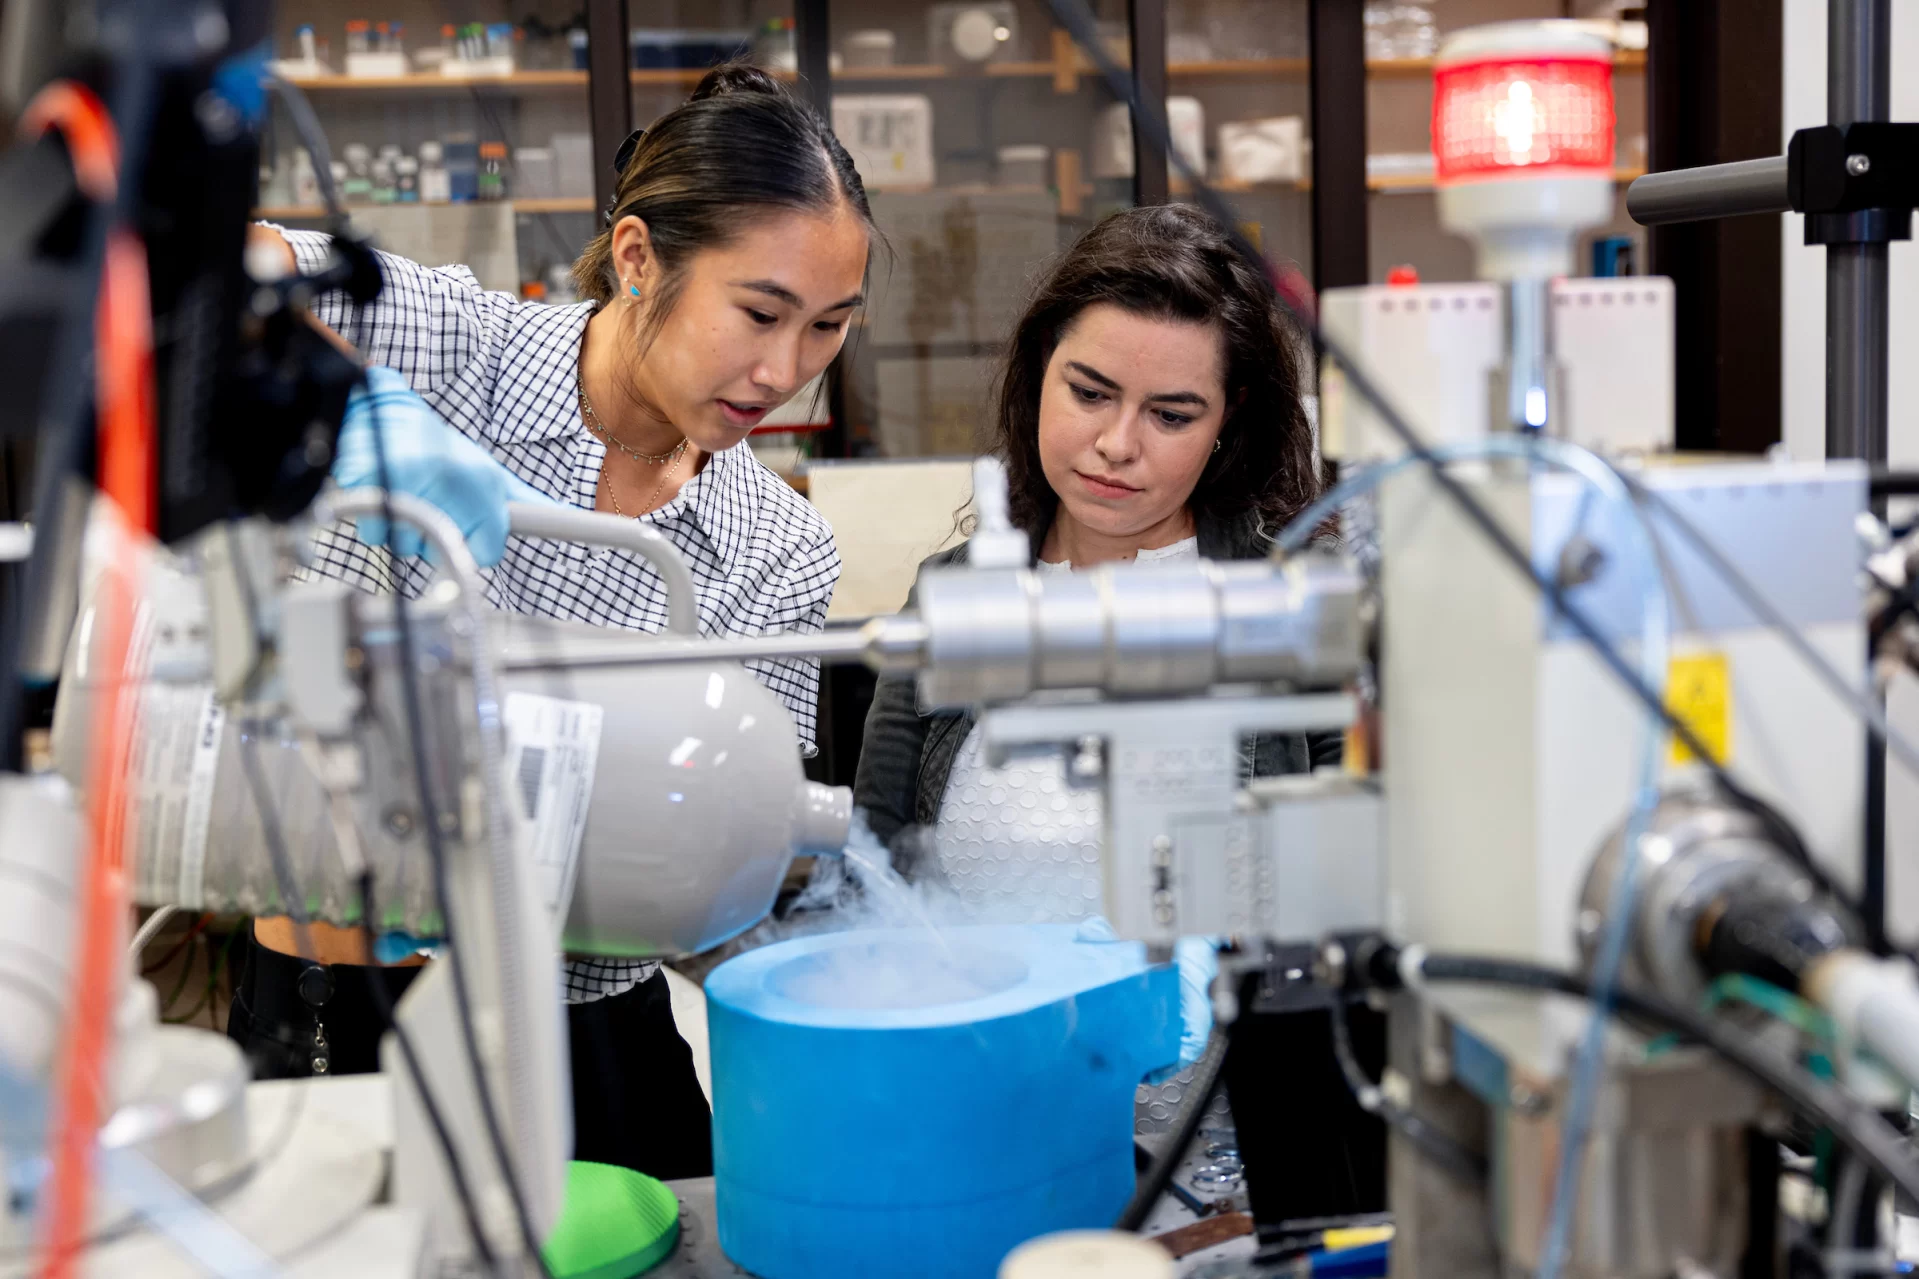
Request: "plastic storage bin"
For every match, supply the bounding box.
[706,923,1181,1279]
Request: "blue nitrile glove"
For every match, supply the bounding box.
[1074,916,1220,1080]
[333,366,558,567]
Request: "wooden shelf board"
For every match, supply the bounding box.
[630,68,728,86]
[1187,166,1648,195]
[1367,165,1648,191]
[1368,48,1646,78]
[280,49,1643,95]
[1170,57,1309,77]
[255,197,597,219]
[832,63,950,80]
[285,70,586,91]
[826,60,1074,81]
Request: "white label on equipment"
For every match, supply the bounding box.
[502,692,604,923]
[129,685,225,909]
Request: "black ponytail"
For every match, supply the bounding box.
[570,62,875,305]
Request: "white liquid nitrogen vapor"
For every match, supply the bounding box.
[767,938,1028,1010]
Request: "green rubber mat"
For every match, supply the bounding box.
[542,1160,681,1279]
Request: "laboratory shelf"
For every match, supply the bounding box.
[629,60,1064,88]
[1366,48,1646,78]
[830,60,1058,80]
[629,68,734,86]
[1181,167,1648,196]
[1366,166,1647,192]
[254,197,597,219]
[1169,58,1310,78]
[1164,50,1644,80]
[282,70,588,93]
[512,197,598,213]
[274,50,1646,97]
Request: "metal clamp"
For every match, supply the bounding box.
[1627,122,1917,243]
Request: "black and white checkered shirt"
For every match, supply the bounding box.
[280,229,841,1003]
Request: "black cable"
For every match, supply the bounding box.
[264,74,346,218]
[355,871,520,1270]
[0,52,162,772]
[1116,1029,1230,1232]
[1407,951,1919,1208]
[1617,473,1902,949]
[357,355,558,1279]
[1327,994,1486,1185]
[271,77,552,1275]
[234,725,500,1272]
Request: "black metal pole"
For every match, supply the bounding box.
[794,0,834,117]
[1307,0,1368,289]
[585,0,633,219]
[1824,0,1891,464]
[1127,0,1169,204]
[793,0,851,459]
[1823,0,1893,1001]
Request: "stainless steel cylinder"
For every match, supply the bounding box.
[912,552,1363,708]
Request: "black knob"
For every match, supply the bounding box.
[297,963,335,1010]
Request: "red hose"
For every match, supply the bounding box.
[26,78,155,1279]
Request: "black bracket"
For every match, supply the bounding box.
[1787,122,1919,245]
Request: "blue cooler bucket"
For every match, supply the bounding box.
[705,923,1181,1279]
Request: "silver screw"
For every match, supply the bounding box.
[1847,153,1872,176]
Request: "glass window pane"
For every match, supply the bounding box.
[1167,0,1313,283]
[263,2,598,303]
[826,0,1140,458]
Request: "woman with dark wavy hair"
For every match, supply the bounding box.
[856,203,1338,917]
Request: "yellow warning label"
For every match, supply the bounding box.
[1667,652,1731,765]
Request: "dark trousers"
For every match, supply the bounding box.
[226,928,713,1178]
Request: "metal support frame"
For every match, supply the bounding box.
[1629,0,1906,943]
[1308,0,1368,289]
[1127,0,1170,205]
[792,0,851,460]
[1828,0,1894,963]
[584,0,633,220]
[1645,0,1784,454]
[793,0,834,118]
[1823,0,1892,466]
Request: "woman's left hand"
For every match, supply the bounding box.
[334,366,560,567]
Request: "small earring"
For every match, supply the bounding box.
[628,283,641,298]
[1212,439,1222,454]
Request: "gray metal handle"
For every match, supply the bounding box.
[506,503,700,636]
[1626,156,1790,226]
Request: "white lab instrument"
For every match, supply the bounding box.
[1092,98,1205,181]
[1218,116,1305,186]
[831,95,936,190]
[1318,275,1676,462]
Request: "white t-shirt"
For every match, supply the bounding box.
[930,538,1199,922]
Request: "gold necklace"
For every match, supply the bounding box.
[604,439,689,518]
[578,375,684,464]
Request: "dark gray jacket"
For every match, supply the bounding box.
[853,511,1344,857]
